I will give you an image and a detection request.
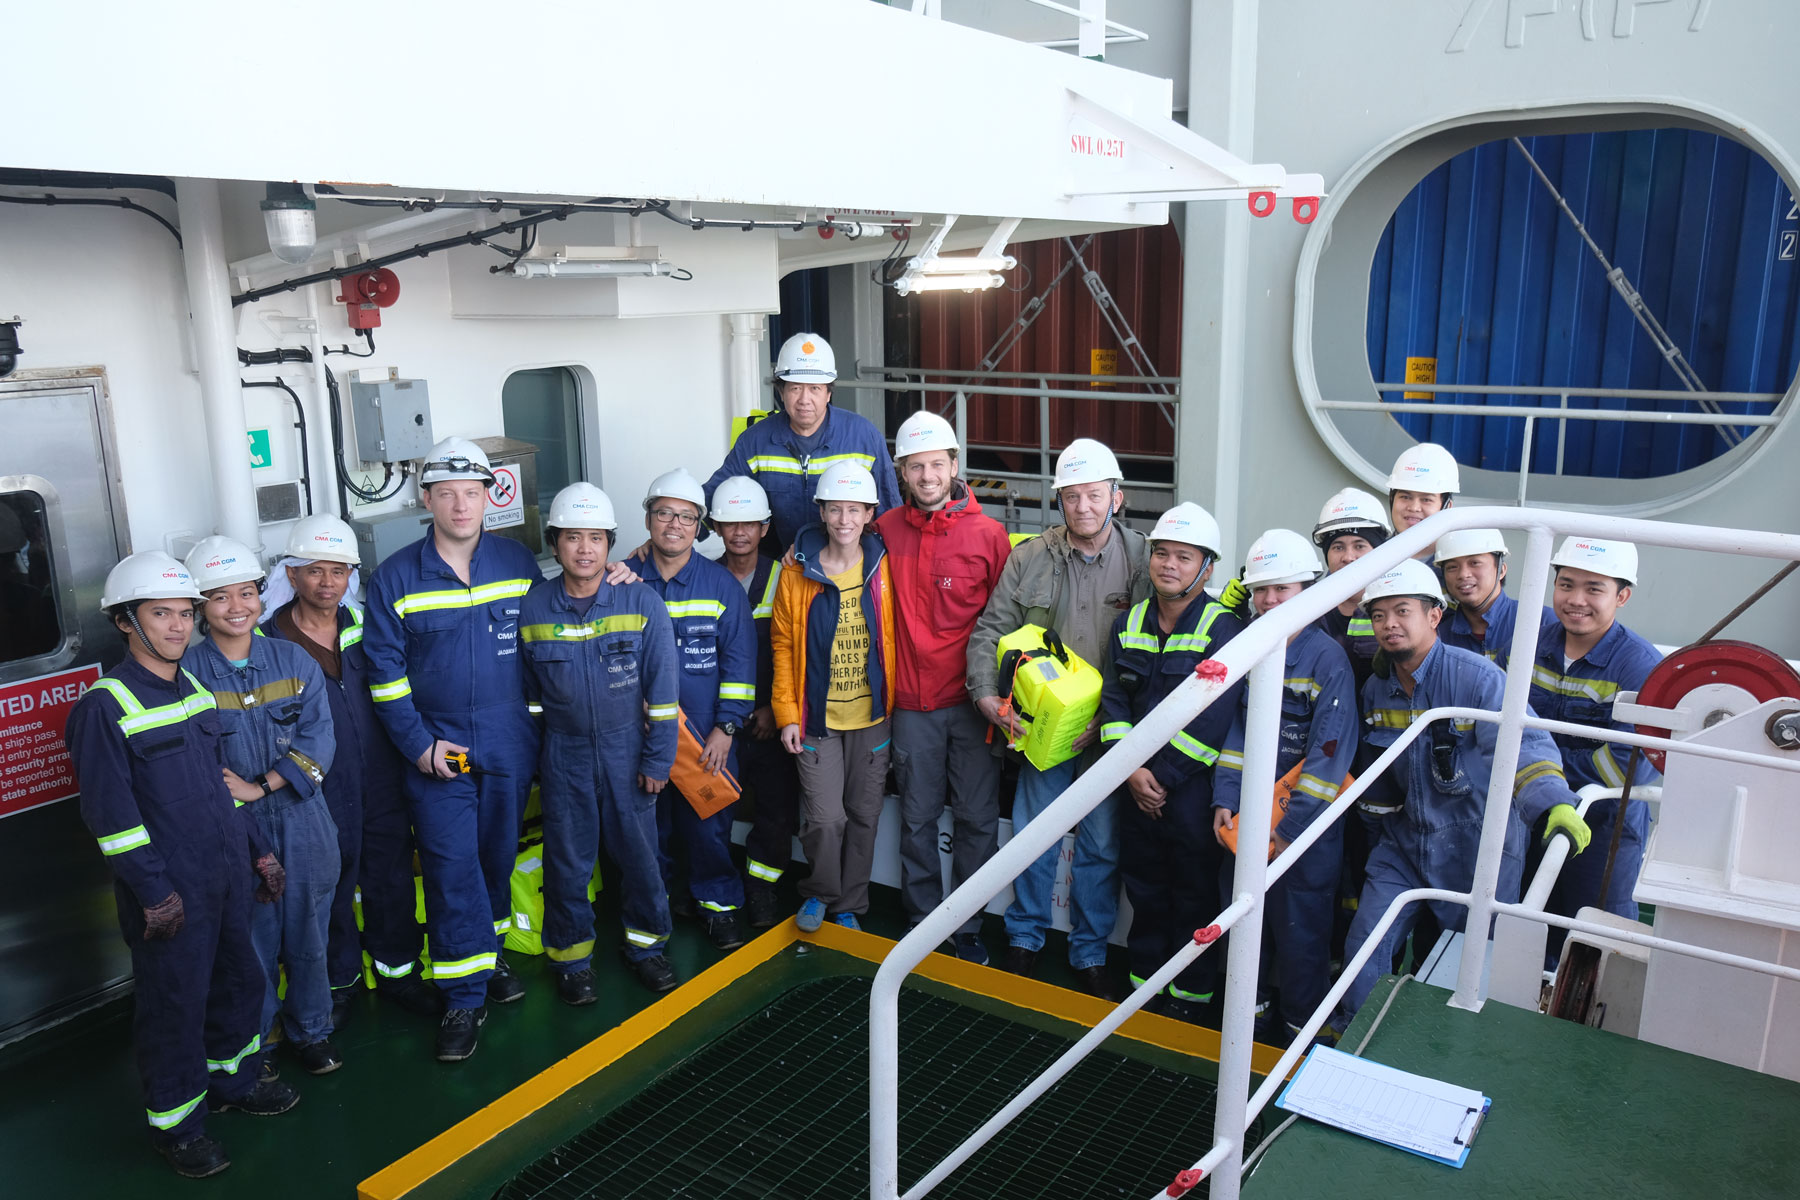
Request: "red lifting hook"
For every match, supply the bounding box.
[1165,1168,1206,1196]
[1193,924,1223,945]
[1196,660,1228,683]
[1292,196,1321,224]
[1247,191,1276,218]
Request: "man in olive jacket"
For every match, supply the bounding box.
[966,439,1149,1000]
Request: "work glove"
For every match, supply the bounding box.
[1543,803,1591,855]
[1218,576,1250,617]
[253,853,287,904]
[142,891,186,940]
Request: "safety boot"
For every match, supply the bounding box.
[435,1006,489,1062]
[555,967,598,1007]
[158,1133,230,1178]
[487,953,525,1004]
[214,1078,301,1117]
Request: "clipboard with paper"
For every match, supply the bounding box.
[1274,1046,1491,1168]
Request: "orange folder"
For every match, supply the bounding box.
[669,707,741,819]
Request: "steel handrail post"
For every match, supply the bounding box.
[902,895,1255,1200]
[1517,414,1535,504]
[1207,652,1285,1200]
[1038,381,1052,527]
[1451,524,1556,1011]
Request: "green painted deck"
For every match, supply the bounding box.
[1243,974,1800,1200]
[0,884,1131,1199]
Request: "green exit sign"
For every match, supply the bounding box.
[247,428,271,470]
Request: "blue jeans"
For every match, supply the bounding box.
[247,790,340,1045]
[1003,758,1120,970]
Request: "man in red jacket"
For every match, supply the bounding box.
[877,412,1013,963]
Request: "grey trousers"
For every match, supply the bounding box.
[795,719,892,915]
[894,703,1001,935]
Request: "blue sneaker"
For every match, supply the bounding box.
[832,912,862,931]
[953,933,990,966]
[797,897,826,933]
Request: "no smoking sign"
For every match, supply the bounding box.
[483,464,524,530]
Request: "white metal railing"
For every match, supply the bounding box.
[835,371,1178,528]
[1330,381,1787,504]
[908,0,1149,53]
[868,504,1800,1200]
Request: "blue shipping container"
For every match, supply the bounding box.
[1367,129,1800,479]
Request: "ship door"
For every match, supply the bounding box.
[0,369,131,1046]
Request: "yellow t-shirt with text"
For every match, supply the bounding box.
[825,563,878,731]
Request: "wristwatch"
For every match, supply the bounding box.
[718,721,739,738]
[259,778,274,798]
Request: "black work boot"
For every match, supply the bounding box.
[487,953,525,1004]
[376,972,442,1016]
[555,967,598,1007]
[627,952,679,994]
[704,911,746,951]
[214,1078,301,1117]
[744,887,782,929]
[292,1038,344,1076]
[158,1133,230,1178]
[999,946,1038,977]
[435,1006,489,1062]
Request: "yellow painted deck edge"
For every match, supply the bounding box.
[808,923,1291,1080]
[357,920,799,1200]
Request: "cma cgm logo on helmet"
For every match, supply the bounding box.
[1063,457,1088,475]
[311,533,336,545]
[204,554,237,571]
[1249,548,1278,567]
[163,568,187,581]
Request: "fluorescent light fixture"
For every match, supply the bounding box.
[917,254,1017,274]
[261,182,316,265]
[894,272,1004,295]
[507,259,680,279]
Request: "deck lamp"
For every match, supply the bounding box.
[261,183,317,264]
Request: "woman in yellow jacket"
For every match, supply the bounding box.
[772,463,898,933]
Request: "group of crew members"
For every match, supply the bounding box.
[66,331,1660,1177]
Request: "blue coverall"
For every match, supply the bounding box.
[521,576,680,967]
[65,661,269,1145]
[703,405,900,551]
[1529,617,1662,926]
[1440,588,1535,670]
[639,551,756,912]
[737,554,802,895]
[1214,624,1357,1032]
[363,532,542,1010]
[184,634,338,1044]
[265,600,419,991]
[1337,640,1576,1020]
[1098,596,1246,1002]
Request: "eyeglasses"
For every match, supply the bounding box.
[649,508,699,528]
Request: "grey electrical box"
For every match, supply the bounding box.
[350,375,435,462]
[349,508,434,568]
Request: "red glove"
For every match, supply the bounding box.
[143,891,186,940]
[253,853,287,904]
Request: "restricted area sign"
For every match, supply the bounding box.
[484,464,524,530]
[0,663,101,819]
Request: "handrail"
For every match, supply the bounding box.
[835,377,1178,403]
[1370,381,1783,402]
[867,364,1185,387]
[869,506,1800,1200]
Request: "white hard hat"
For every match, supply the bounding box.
[711,476,772,524]
[1147,502,1223,557]
[643,468,708,520]
[814,462,880,505]
[1242,528,1323,587]
[284,515,360,565]
[1551,536,1638,586]
[101,551,202,610]
[1052,438,1124,490]
[893,410,959,460]
[774,332,837,383]
[546,482,617,532]
[1433,528,1508,565]
[1386,443,1461,494]
[420,436,495,486]
[186,536,267,593]
[1313,487,1393,548]
[1362,558,1447,608]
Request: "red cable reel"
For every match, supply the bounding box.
[1632,640,1800,770]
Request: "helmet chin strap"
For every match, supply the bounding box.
[126,605,182,665]
[1154,553,1214,601]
